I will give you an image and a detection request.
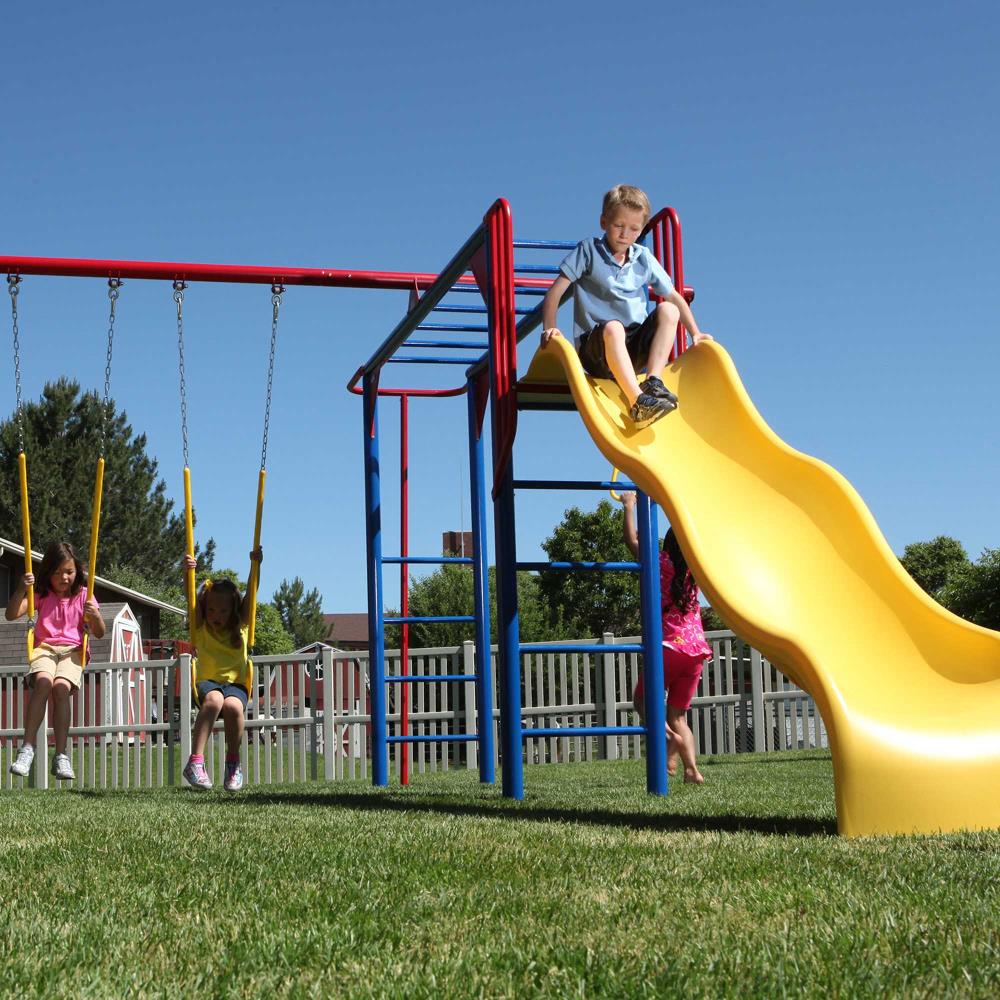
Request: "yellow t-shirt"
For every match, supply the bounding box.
[192,622,250,687]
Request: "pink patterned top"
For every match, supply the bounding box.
[660,551,711,659]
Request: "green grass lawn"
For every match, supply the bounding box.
[1,751,998,998]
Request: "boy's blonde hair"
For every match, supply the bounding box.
[602,185,651,223]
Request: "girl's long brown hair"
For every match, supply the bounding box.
[36,542,86,598]
[663,528,697,611]
[199,578,243,648]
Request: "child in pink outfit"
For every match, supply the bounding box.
[5,541,105,781]
[621,492,709,783]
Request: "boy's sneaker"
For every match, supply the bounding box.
[641,375,679,406]
[183,758,213,790]
[8,744,35,777]
[629,392,676,427]
[223,761,244,792]
[51,753,75,781]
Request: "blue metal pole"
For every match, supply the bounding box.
[467,376,496,784]
[494,470,523,799]
[362,373,388,787]
[637,492,668,795]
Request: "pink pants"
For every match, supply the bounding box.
[634,647,706,712]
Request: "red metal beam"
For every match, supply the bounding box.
[0,254,551,291]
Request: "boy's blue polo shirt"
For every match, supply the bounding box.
[559,236,674,343]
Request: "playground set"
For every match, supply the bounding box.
[4,198,999,837]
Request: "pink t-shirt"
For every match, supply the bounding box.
[660,551,711,659]
[34,590,94,648]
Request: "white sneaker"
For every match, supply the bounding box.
[8,744,35,777]
[51,753,75,781]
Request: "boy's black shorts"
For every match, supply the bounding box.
[577,310,660,380]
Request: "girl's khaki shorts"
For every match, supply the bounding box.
[29,644,84,690]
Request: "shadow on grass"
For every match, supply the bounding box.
[222,787,836,837]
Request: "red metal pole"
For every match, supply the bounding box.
[0,254,551,291]
[399,394,410,785]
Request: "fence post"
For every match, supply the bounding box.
[600,633,618,761]
[462,640,478,771]
[179,654,192,768]
[34,698,49,790]
[750,647,766,752]
[322,647,335,781]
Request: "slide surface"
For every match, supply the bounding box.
[525,338,1000,836]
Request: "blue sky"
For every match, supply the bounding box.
[3,1,998,615]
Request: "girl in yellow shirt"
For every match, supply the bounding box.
[181,549,261,791]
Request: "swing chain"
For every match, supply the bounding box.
[260,283,283,471]
[7,275,25,455]
[174,280,190,468]
[99,278,121,458]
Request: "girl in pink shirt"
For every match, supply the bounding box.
[5,541,105,781]
[622,493,708,784]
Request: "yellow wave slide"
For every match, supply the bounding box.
[524,337,1000,837]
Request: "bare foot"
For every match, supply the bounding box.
[667,751,680,777]
[683,768,705,785]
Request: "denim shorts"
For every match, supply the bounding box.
[195,681,248,709]
[578,309,660,380]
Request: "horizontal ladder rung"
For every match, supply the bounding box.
[382,556,473,565]
[385,674,477,683]
[387,733,479,744]
[385,615,476,624]
[520,643,643,654]
[512,479,638,492]
[523,726,646,738]
[516,561,640,572]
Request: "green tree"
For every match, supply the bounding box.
[538,500,641,638]
[250,602,296,656]
[272,577,326,649]
[0,380,211,587]
[900,536,970,598]
[102,562,187,640]
[939,548,1000,630]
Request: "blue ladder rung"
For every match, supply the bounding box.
[412,325,489,335]
[387,733,479,744]
[386,356,482,366]
[385,615,476,624]
[512,479,638,492]
[515,561,640,572]
[523,726,646,738]
[519,643,643,655]
[382,556,473,565]
[385,674,476,683]
[513,239,577,250]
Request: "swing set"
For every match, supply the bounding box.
[3,200,683,801]
[4,263,285,684]
[3,251,485,689]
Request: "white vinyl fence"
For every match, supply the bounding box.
[0,632,826,791]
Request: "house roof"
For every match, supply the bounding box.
[322,613,369,644]
[0,536,185,618]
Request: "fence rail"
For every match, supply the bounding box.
[0,632,826,791]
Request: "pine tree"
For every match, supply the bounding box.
[272,577,327,649]
[0,379,209,587]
